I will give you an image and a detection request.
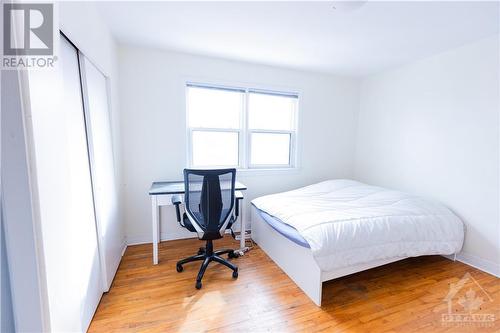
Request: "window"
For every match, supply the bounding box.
[186,83,298,169]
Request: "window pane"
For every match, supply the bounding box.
[248,93,296,130]
[187,86,242,129]
[250,133,291,166]
[192,131,239,166]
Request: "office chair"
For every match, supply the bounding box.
[172,168,239,289]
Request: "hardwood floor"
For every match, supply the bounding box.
[89,236,500,332]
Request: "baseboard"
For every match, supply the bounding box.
[443,252,500,278]
[121,239,127,256]
[126,219,252,246]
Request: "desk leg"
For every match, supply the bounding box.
[152,196,159,265]
[240,198,245,250]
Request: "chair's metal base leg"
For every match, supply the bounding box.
[177,254,205,266]
[213,255,237,271]
[196,257,211,284]
[177,240,239,289]
[214,249,233,256]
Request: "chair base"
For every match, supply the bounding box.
[176,240,238,289]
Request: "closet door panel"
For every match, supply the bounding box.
[81,56,121,290]
[27,34,102,332]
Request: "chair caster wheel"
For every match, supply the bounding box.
[195,281,202,289]
[198,247,205,255]
[232,269,238,279]
[228,251,239,259]
[176,264,183,272]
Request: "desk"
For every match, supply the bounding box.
[149,181,248,265]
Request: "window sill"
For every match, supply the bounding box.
[236,167,300,176]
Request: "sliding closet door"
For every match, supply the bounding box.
[27,35,102,331]
[80,56,121,291]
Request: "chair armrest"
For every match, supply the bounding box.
[171,195,182,222]
[235,191,244,217]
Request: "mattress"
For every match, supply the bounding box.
[252,179,465,272]
[253,205,310,248]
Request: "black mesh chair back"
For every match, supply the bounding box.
[184,168,236,240]
[175,168,239,289]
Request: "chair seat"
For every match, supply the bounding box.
[183,210,235,234]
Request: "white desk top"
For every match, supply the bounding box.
[149,180,247,195]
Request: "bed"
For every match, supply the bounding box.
[251,179,465,306]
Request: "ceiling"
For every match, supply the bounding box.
[96,1,499,76]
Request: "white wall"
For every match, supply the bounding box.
[118,46,360,243]
[1,74,19,325]
[1,220,15,333]
[2,70,49,332]
[354,35,500,275]
[0,70,15,333]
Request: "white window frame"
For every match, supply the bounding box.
[186,82,299,170]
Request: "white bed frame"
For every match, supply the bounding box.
[251,206,407,306]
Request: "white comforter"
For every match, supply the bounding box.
[252,179,464,271]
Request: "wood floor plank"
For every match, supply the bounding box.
[88,236,500,332]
